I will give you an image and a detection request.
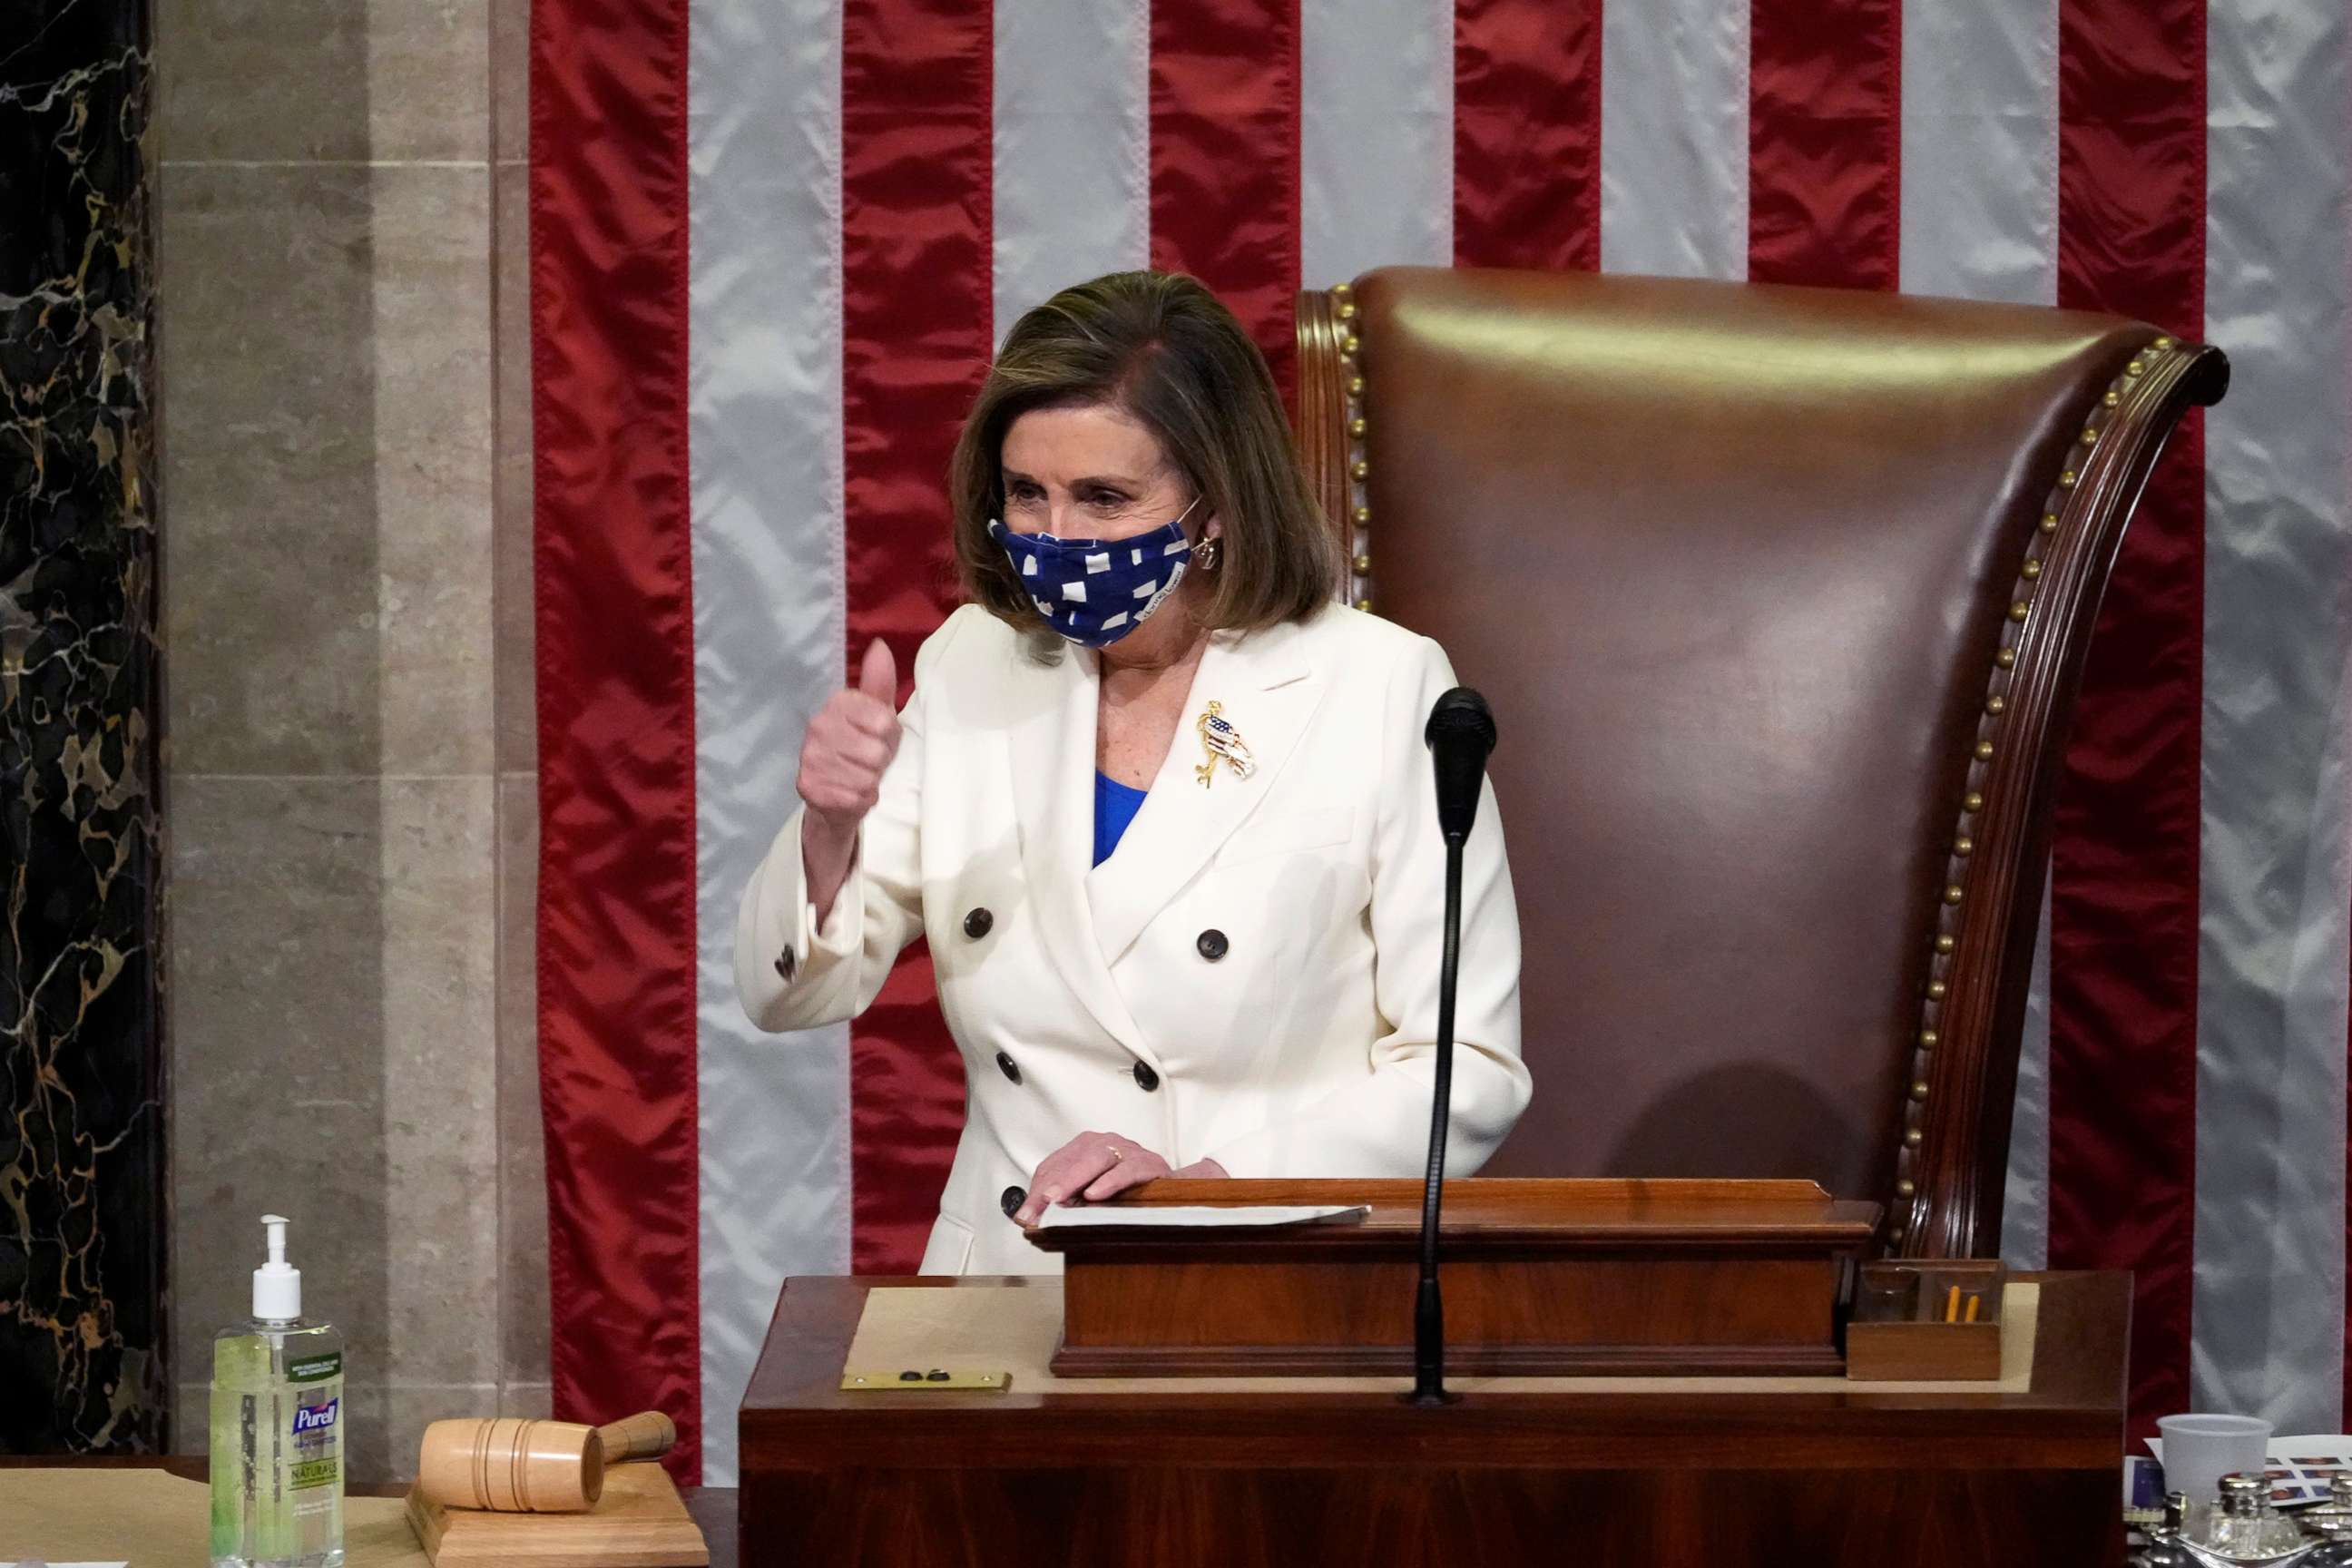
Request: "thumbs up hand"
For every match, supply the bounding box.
[798,641,901,916]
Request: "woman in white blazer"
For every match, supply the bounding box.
[736,270,1529,1276]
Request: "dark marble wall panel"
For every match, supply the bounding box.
[0,0,167,1452]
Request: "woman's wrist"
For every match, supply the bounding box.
[800,810,860,925]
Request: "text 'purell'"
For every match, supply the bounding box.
[292,1398,339,1435]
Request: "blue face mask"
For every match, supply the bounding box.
[989,496,1202,649]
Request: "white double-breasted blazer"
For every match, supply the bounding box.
[735,600,1529,1275]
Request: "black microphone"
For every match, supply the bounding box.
[1410,686,1495,1406]
[1426,689,1498,844]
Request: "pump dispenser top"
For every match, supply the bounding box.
[252,1212,302,1321]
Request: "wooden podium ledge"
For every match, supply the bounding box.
[1026,1178,1881,1377]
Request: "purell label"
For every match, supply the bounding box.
[290,1387,342,1491]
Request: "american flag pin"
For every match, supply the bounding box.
[1192,701,1259,788]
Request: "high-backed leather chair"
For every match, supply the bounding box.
[1294,268,2226,1259]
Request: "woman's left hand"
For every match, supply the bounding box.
[1010,1132,1228,1225]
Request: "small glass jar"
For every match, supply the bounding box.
[2182,1472,2308,1564]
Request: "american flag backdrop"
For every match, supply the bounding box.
[528,0,2352,1484]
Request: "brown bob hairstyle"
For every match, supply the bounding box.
[949,270,1342,637]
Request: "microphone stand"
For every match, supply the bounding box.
[1409,830,1465,1406]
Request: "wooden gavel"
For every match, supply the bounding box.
[416,1410,677,1513]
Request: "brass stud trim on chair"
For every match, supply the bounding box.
[1330,281,1352,297]
[1337,301,1358,322]
[1353,554,1371,573]
[1354,597,1372,612]
[1342,334,1361,356]
[1352,505,1370,525]
[1889,348,2162,1258]
[1348,416,1367,438]
[1350,459,1369,481]
[1348,376,1365,399]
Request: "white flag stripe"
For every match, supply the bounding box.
[1599,0,1749,280]
[2190,0,2352,1429]
[992,0,1150,343]
[1300,0,1454,289]
[1897,0,2059,306]
[688,0,854,1487]
[2002,879,2054,1274]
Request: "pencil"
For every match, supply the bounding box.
[1964,1293,1981,1324]
[1945,1284,1961,1323]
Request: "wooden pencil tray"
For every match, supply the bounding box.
[1845,1259,2005,1381]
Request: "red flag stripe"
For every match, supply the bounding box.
[530,0,703,1479]
[1748,0,1902,289]
[1452,0,1604,272]
[1150,0,1303,403]
[839,0,991,1275]
[2046,0,2206,1444]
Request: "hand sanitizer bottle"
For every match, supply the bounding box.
[210,1214,345,1568]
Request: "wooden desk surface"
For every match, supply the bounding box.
[0,1457,738,1568]
[735,1271,2132,1567]
[746,1270,2126,1465]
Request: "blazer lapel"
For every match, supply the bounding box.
[1006,643,1153,1058]
[1086,619,1326,967]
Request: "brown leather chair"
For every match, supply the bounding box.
[1293,268,2226,1259]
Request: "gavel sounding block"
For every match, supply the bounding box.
[405,1463,710,1568]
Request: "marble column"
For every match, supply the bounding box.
[155,0,525,1475]
[0,0,168,1452]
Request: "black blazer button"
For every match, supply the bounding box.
[996,1051,1023,1085]
[964,906,994,939]
[773,951,795,981]
[1132,1061,1161,1093]
[1000,1184,1026,1218]
[1196,927,1229,961]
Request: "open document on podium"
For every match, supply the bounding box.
[1033,1205,1369,1230]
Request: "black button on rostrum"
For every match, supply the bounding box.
[1196,927,1229,961]
[1132,1061,1161,1093]
[996,1051,1022,1085]
[964,906,994,939]
[1000,1184,1026,1217]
